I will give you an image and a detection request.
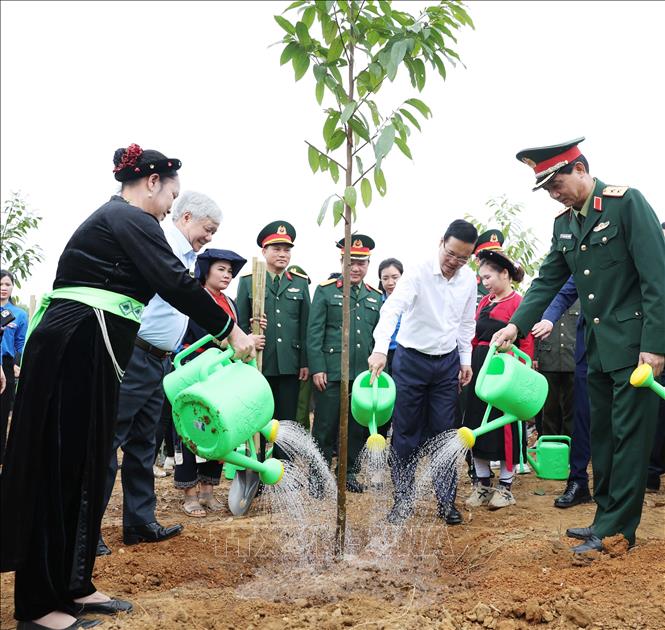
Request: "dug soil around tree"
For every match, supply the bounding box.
[2,467,664,629]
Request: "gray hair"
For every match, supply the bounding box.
[171,190,222,224]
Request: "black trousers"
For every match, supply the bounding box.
[101,345,171,528]
[0,354,16,465]
[154,396,175,461]
[264,374,300,459]
[541,371,575,437]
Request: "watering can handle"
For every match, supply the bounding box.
[539,435,571,446]
[508,344,533,369]
[174,334,222,368]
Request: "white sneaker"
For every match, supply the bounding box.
[465,485,494,508]
[163,456,175,471]
[513,461,531,474]
[488,485,516,510]
[153,465,167,478]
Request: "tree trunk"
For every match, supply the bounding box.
[335,40,355,559]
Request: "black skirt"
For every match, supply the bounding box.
[1,299,137,619]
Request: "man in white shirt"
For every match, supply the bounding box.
[368,219,478,525]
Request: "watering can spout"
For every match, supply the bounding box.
[223,448,284,485]
[260,419,280,443]
[457,427,475,448]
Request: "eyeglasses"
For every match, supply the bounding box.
[443,247,470,264]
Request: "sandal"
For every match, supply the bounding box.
[182,497,206,517]
[198,492,225,512]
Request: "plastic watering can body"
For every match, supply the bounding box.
[351,370,396,430]
[526,435,571,480]
[164,335,275,461]
[475,344,548,419]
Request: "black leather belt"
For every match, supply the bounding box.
[134,336,172,360]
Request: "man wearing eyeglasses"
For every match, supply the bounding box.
[368,219,478,525]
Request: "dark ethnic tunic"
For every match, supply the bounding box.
[463,292,535,465]
[1,197,234,621]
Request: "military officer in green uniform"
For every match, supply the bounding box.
[308,235,382,492]
[236,222,311,452]
[492,137,665,552]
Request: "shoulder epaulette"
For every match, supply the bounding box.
[365,283,382,294]
[319,278,337,286]
[290,270,309,281]
[555,206,571,218]
[603,185,629,198]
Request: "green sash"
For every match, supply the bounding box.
[26,286,144,342]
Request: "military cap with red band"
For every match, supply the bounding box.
[516,136,585,190]
[336,234,375,259]
[257,220,296,248]
[474,229,505,256]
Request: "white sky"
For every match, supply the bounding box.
[2,0,664,301]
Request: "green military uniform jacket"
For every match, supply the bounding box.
[236,270,310,377]
[307,278,382,381]
[536,300,580,373]
[511,179,665,372]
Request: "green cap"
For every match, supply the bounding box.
[474,229,505,256]
[257,220,296,248]
[336,234,375,259]
[516,137,585,190]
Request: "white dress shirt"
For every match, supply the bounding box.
[136,220,197,352]
[372,257,477,365]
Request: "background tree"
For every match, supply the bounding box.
[465,195,545,288]
[275,0,474,555]
[1,192,44,289]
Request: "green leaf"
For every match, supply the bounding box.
[323,111,340,145]
[378,0,392,16]
[390,40,408,68]
[399,107,421,131]
[328,128,347,150]
[412,57,426,91]
[343,186,357,209]
[405,97,432,118]
[355,156,364,175]
[340,101,356,125]
[319,155,329,171]
[295,21,311,46]
[308,145,320,173]
[349,116,370,141]
[374,168,387,196]
[332,199,344,225]
[292,48,310,81]
[374,124,395,160]
[329,161,340,183]
[302,5,316,28]
[317,194,335,226]
[285,0,306,9]
[327,37,344,62]
[274,15,296,35]
[361,178,372,207]
[394,138,413,159]
[367,100,380,126]
[280,42,299,65]
[432,53,447,80]
[315,80,325,105]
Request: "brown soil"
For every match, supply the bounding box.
[2,470,664,630]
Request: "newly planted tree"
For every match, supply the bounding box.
[275,0,473,555]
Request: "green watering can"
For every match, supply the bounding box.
[163,335,283,485]
[351,370,396,451]
[630,364,665,400]
[458,344,548,449]
[527,435,571,480]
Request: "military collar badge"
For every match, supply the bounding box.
[593,221,610,232]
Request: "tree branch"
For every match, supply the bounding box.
[332,5,350,65]
[352,162,377,187]
[304,141,347,171]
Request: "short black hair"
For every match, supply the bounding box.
[559,154,590,176]
[444,219,478,245]
[661,221,665,229]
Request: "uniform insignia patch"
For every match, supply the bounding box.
[287,287,301,292]
[593,221,610,232]
[593,196,603,212]
[367,297,378,303]
[602,185,629,197]
[559,233,572,239]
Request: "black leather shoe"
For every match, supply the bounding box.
[17,620,101,629]
[571,534,603,553]
[566,525,595,540]
[123,521,183,545]
[387,502,413,525]
[346,478,366,493]
[78,597,133,616]
[96,535,111,557]
[439,504,463,525]
[554,481,593,508]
